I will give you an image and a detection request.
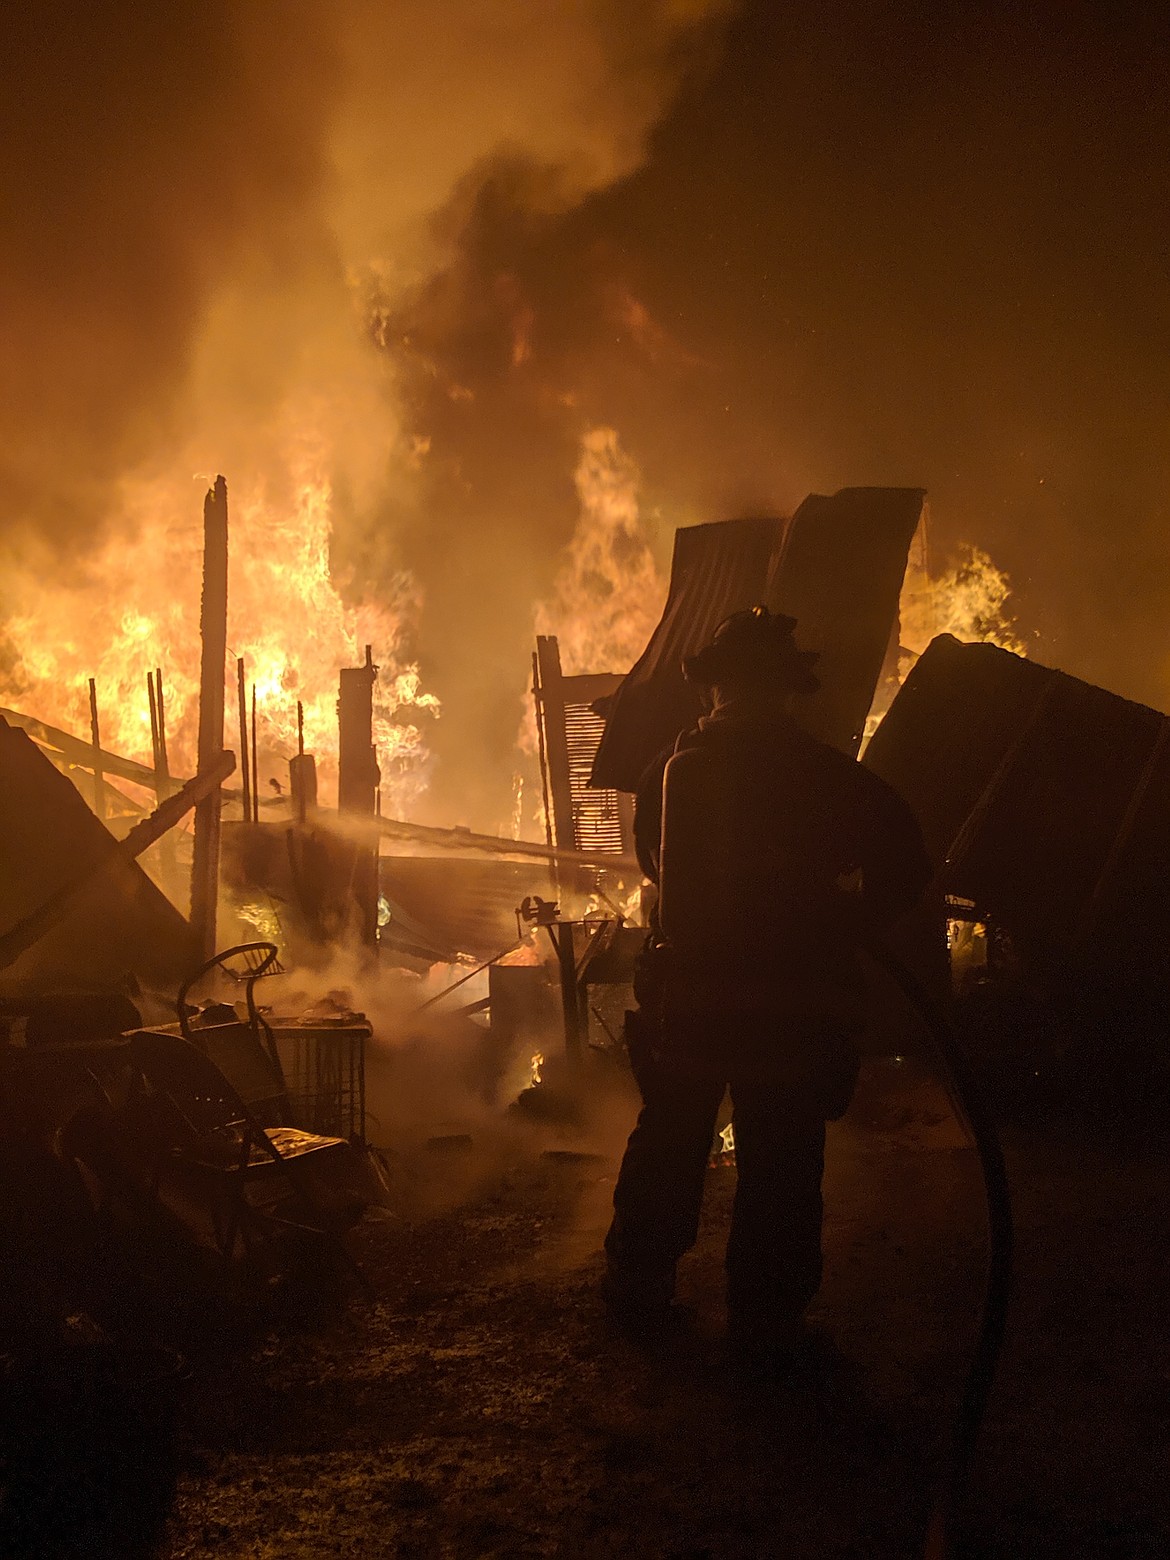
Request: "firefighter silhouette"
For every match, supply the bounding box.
[603,607,930,1361]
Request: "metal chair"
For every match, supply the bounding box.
[177,941,286,1084]
[127,1028,370,1286]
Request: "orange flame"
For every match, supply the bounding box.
[864,526,1025,744]
[898,537,1025,671]
[0,464,438,812]
[535,426,667,676]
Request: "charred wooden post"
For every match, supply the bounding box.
[289,699,318,823]
[236,656,252,825]
[338,646,380,950]
[550,920,584,1066]
[87,678,105,821]
[534,637,574,854]
[190,475,229,961]
[153,669,172,793]
[147,673,161,785]
[531,649,555,849]
[250,683,259,823]
[148,667,179,892]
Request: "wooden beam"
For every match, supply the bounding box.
[236,656,252,825]
[190,475,229,960]
[0,750,235,973]
[1,707,158,790]
[338,648,380,949]
[534,636,575,851]
[87,678,105,821]
[368,813,639,874]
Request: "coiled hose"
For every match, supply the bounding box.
[865,938,1014,1560]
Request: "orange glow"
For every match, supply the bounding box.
[0,463,438,813]
[535,427,667,677]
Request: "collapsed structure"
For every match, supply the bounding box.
[2,473,1166,1317]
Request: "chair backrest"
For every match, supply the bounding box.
[190,1020,287,1117]
[130,1028,251,1138]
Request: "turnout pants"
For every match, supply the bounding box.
[604,1012,848,1332]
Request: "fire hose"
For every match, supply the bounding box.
[863,936,1013,1560]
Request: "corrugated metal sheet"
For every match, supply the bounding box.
[591,488,924,792]
[863,634,1170,971]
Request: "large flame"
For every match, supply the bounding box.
[535,427,667,676]
[518,426,667,835]
[864,522,1024,744]
[898,535,1025,672]
[0,461,438,813]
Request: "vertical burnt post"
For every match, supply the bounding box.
[289,699,318,823]
[148,667,179,894]
[551,921,584,1066]
[191,475,229,961]
[338,645,380,951]
[250,683,259,823]
[236,656,252,825]
[534,636,575,851]
[87,678,105,821]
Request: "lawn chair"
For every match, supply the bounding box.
[182,1014,294,1130]
[127,1028,371,1288]
[177,941,285,1074]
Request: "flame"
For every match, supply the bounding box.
[0,460,439,813]
[498,937,543,967]
[582,881,648,925]
[864,527,1025,744]
[708,1121,735,1166]
[530,1051,544,1086]
[535,426,667,676]
[520,425,667,832]
[898,538,1025,672]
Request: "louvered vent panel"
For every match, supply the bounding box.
[564,702,625,853]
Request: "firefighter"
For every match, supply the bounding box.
[603,607,931,1363]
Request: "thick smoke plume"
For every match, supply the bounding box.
[1,2,732,541]
[0,1,735,822]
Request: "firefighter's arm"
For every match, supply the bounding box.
[632,744,673,884]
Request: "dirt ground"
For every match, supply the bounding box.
[125,1052,1169,1560]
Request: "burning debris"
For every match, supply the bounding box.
[0,469,439,815]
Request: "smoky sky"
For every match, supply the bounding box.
[3,2,1169,829]
[0,3,341,541]
[382,0,1170,824]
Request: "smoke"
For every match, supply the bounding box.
[0,2,734,538]
[258,938,638,1230]
[0,4,340,539]
[0,1,737,822]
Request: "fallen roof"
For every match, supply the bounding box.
[863,633,1170,969]
[590,487,924,791]
[0,719,199,995]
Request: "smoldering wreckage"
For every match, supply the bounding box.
[1,477,1167,1558]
